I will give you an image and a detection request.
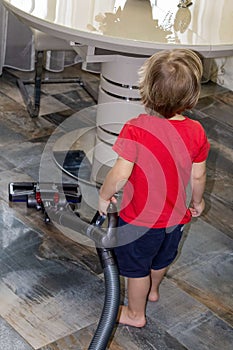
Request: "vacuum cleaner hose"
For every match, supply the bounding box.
[47,203,120,350]
[88,259,120,350]
[88,204,120,350]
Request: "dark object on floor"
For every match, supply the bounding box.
[53,149,92,180]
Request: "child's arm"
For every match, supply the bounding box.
[99,157,134,215]
[189,160,207,217]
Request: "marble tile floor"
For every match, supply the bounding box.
[0,64,232,350]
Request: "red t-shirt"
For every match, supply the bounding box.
[112,114,210,228]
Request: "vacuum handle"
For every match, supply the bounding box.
[91,202,118,248]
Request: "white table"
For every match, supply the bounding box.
[2,0,233,103]
[2,0,233,56]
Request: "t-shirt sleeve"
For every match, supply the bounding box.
[193,123,210,163]
[112,121,138,163]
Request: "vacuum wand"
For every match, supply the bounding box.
[48,205,118,249]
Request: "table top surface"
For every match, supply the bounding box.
[2,0,233,56]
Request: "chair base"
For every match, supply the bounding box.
[11,50,98,118]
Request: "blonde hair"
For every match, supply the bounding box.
[138,49,203,118]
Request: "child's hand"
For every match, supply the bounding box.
[189,198,205,217]
[98,196,117,216]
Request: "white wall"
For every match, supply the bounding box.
[0,2,8,75]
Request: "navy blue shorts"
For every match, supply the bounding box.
[114,217,184,278]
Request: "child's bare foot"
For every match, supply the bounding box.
[148,290,160,302]
[117,305,146,328]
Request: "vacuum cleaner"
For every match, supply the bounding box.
[9,182,120,350]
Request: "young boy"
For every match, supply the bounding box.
[98,49,210,328]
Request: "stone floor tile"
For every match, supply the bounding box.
[0,317,33,350]
[0,221,105,348]
[146,279,232,350]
